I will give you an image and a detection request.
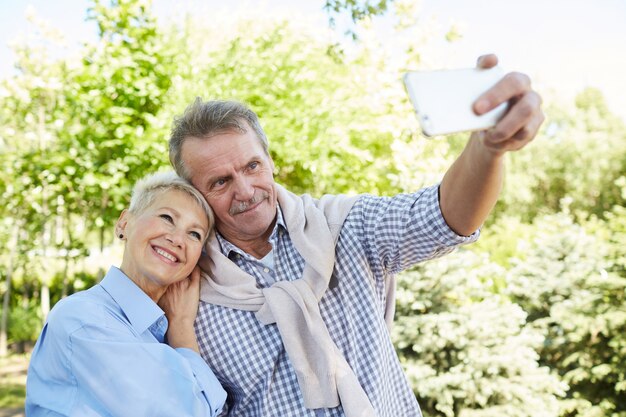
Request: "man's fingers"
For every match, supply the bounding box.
[480,94,544,154]
[472,54,544,154]
[474,71,531,115]
[511,106,545,142]
[476,54,498,69]
[487,90,542,142]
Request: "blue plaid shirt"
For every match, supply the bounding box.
[195,184,478,416]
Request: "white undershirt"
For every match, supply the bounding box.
[260,248,275,270]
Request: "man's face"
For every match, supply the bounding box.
[181,127,277,246]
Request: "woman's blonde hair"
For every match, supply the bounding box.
[128,171,213,234]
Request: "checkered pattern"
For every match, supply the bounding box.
[195,185,478,416]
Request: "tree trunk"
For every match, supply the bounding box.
[40,284,50,321]
[61,203,70,298]
[38,105,51,321]
[0,223,20,357]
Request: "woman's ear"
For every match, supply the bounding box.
[115,209,130,240]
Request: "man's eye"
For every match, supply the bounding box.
[249,162,259,170]
[213,179,226,188]
[159,214,173,223]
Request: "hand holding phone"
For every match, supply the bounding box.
[403,67,508,137]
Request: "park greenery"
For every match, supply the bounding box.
[1,0,625,415]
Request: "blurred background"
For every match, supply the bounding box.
[1,1,625,416]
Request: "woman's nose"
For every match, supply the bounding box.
[166,230,185,247]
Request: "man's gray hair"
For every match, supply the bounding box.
[169,98,269,180]
[129,171,214,235]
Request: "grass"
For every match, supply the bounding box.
[0,353,29,410]
[0,383,25,408]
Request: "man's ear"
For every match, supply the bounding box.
[115,209,130,239]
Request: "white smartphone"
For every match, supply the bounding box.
[403,67,509,137]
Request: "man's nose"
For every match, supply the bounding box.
[232,176,255,201]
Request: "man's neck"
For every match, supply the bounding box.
[236,238,273,260]
[218,220,277,260]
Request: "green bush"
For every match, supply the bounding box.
[8,304,41,346]
[506,211,626,417]
[393,250,564,416]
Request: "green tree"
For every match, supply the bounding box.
[0,17,72,334]
[325,0,392,23]
[64,0,174,252]
[496,88,626,223]
[0,0,174,350]
[162,15,412,196]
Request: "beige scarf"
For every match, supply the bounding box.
[198,184,376,417]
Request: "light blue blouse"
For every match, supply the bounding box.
[25,266,226,417]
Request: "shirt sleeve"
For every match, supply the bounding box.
[66,323,227,417]
[346,184,479,275]
[175,347,228,413]
[27,297,226,417]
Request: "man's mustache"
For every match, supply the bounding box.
[229,191,269,215]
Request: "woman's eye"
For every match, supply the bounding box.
[159,214,173,223]
[190,231,202,241]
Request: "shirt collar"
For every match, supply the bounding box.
[100,266,165,335]
[216,205,286,258]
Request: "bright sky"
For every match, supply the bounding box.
[1,0,625,120]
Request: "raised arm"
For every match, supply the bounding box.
[439,54,544,236]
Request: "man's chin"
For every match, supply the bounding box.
[218,220,273,238]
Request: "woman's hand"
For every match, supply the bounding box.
[158,266,202,352]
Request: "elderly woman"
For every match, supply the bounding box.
[25,171,226,417]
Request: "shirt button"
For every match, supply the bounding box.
[263,267,270,273]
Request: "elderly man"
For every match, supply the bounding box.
[168,55,543,416]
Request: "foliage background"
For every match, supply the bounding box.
[1,1,624,415]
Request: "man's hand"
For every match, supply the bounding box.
[472,54,544,155]
[439,54,544,236]
[158,266,202,352]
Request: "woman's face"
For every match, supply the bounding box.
[116,189,209,300]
